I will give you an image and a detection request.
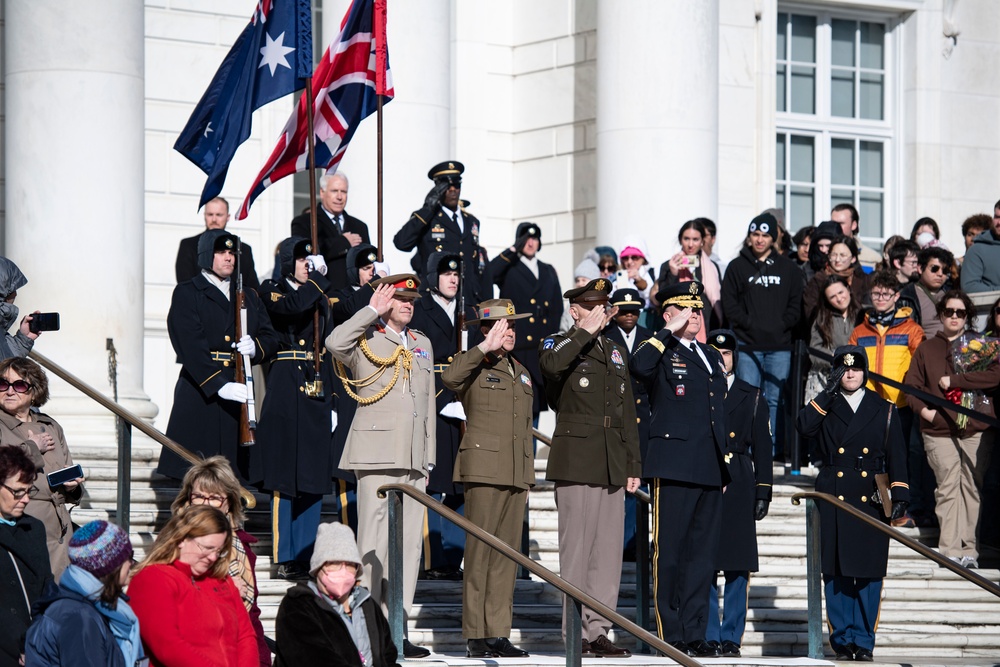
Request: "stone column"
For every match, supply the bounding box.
[4,1,156,443]
[326,0,452,275]
[596,1,720,256]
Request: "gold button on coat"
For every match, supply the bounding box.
[861,496,868,502]
[838,447,845,454]
[837,471,844,478]
[862,448,869,454]
[861,471,868,478]
[838,495,845,501]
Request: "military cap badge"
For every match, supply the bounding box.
[844,353,855,367]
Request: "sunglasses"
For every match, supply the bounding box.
[942,308,967,319]
[0,379,32,394]
[599,265,616,271]
[927,265,947,274]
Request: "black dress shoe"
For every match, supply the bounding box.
[667,641,695,657]
[590,635,631,657]
[403,639,430,658]
[486,637,529,658]
[422,565,463,581]
[854,647,874,662]
[581,639,595,656]
[688,639,722,657]
[275,561,310,581]
[833,642,856,660]
[720,640,741,657]
[467,638,497,659]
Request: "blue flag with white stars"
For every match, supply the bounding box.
[174,0,312,209]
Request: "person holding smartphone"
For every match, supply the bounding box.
[0,257,47,362]
[656,220,723,339]
[0,357,83,579]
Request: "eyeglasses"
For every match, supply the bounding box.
[621,255,643,262]
[190,492,227,507]
[189,539,226,558]
[599,265,616,271]
[0,380,32,394]
[870,291,897,301]
[321,561,359,574]
[2,483,37,499]
[927,265,946,274]
[942,308,967,319]
[828,253,853,261]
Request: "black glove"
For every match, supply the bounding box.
[754,499,769,521]
[890,500,909,522]
[824,365,846,397]
[423,180,449,210]
[514,233,532,254]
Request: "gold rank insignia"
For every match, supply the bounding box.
[844,353,856,366]
[689,282,699,295]
[406,278,415,288]
[595,279,606,291]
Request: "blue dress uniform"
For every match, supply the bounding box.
[160,231,279,486]
[392,161,492,305]
[796,346,909,660]
[489,223,564,418]
[704,330,773,655]
[408,251,474,577]
[257,238,336,572]
[629,281,729,656]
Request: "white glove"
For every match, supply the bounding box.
[373,261,390,277]
[218,382,249,403]
[307,254,328,276]
[235,334,256,357]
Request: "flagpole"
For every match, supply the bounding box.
[374,0,388,263]
[305,76,323,378]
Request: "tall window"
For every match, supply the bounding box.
[775,10,895,240]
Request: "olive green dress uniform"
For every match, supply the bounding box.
[325,277,435,620]
[443,339,534,640]
[538,279,641,647]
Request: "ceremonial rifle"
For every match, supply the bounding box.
[235,237,257,446]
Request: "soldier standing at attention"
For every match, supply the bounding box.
[325,274,435,659]
[629,281,729,658]
[539,278,641,658]
[704,329,773,657]
[442,298,534,659]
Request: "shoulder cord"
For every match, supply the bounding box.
[334,335,413,406]
[4,548,32,619]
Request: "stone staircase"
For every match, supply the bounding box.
[69,443,1000,664]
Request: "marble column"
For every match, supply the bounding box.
[4,1,156,443]
[596,1,720,256]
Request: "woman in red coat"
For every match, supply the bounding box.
[129,505,258,667]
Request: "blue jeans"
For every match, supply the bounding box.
[736,350,790,457]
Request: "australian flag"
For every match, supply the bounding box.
[174,0,312,209]
[236,0,392,220]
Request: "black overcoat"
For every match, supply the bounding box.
[290,208,370,291]
[159,274,279,485]
[0,516,52,667]
[797,390,910,578]
[716,378,773,572]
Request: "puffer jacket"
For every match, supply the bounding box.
[848,307,925,407]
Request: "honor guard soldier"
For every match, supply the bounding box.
[442,299,534,659]
[539,278,641,658]
[629,280,729,658]
[393,161,492,304]
[255,237,336,581]
[797,345,909,662]
[603,288,654,561]
[490,222,563,421]
[409,251,473,580]
[704,329,773,657]
[160,230,278,486]
[325,274,435,659]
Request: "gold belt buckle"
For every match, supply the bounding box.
[305,380,324,398]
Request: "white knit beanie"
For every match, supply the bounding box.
[310,522,363,577]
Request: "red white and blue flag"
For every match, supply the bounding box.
[237,0,392,219]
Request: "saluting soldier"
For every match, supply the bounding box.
[256,237,335,581]
[603,287,653,562]
[393,161,491,304]
[629,281,729,658]
[539,278,641,658]
[489,222,563,420]
[325,274,435,659]
[797,345,909,662]
[160,230,278,486]
[442,298,534,660]
[704,329,773,658]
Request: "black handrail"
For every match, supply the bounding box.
[377,483,701,667]
[791,491,1000,659]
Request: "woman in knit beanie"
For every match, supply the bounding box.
[25,520,145,666]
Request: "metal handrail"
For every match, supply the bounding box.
[377,483,701,667]
[791,491,1000,659]
[29,350,257,510]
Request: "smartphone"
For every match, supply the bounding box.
[46,463,83,487]
[29,312,60,334]
[681,254,700,269]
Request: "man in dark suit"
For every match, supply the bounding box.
[629,281,730,658]
[489,222,563,420]
[704,329,773,658]
[160,230,279,485]
[603,288,653,561]
[175,197,260,290]
[539,278,641,658]
[393,161,492,305]
[291,171,370,290]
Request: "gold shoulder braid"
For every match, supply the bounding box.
[334,335,413,405]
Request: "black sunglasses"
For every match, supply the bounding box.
[0,379,32,394]
[599,265,616,271]
[927,265,948,274]
[942,308,967,319]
